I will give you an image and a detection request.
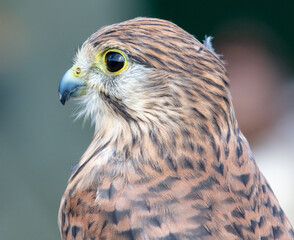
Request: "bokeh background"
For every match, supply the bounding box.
[1,0,294,239]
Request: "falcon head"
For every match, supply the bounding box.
[59,17,231,136]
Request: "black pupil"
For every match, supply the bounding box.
[106,52,125,72]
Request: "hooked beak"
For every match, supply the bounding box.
[58,68,86,105]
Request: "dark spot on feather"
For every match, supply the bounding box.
[146,216,161,227]
[264,197,271,208]
[130,54,153,68]
[99,183,116,200]
[261,237,269,240]
[279,209,285,223]
[189,215,211,224]
[266,181,274,193]
[191,107,206,119]
[134,176,152,184]
[165,155,177,172]
[152,161,163,173]
[197,47,203,53]
[109,183,117,199]
[210,135,217,157]
[197,145,204,155]
[197,160,206,172]
[236,137,243,158]
[189,225,212,237]
[221,76,230,87]
[191,176,219,192]
[222,96,230,106]
[119,228,142,240]
[104,29,117,35]
[289,229,294,237]
[145,52,166,67]
[87,206,96,214]
[222,197,236,204]
[64,226,69,236]
[225,224,243,239]
[123,145,130,159]
[185,190,202,200]
[249,220,257,233]
[213,163,224,175]
[182,156,194,170]
[226,128,231,143]
[62,212,65,225]
[159,233,178,240]
[231,208,245,219]
[88,221,95,229]
[258,216,266,228]
[148,176,180,192]
[113,209,130,225]
[216,147,220,161]
[272,226,283,239]
[132,134,138,146]
[224,147,229,158]
[86,187,96,193]
[131,200,151,212]
[233,189,249,200]
[77,198,82,206]
[272,205,279,217]
[237,173,250,186]
[101,220,107,230]
[212,116,221,137]
[149,129,159,145]
[181,128,191,138]
[262,184,266,193]
[71,226,81,238]
[68,183,78,197]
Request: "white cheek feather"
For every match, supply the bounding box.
[74,62,152,131]
[115,64,152,112]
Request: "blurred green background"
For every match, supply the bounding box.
[1,1,294,239]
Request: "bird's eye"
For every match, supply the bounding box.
[105,51,125,73]
[95,49,128,74]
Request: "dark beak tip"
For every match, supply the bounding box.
[59,91,69,105]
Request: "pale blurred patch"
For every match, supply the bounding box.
[0,9,29,72]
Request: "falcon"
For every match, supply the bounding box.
[58,17,294,239]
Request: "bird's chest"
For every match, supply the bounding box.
[93,173,229,239]
[60,165,267,240]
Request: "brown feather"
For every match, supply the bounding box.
[59,17,294,239]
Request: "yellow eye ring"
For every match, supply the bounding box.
[95,49,128,75]
[73,65,82,77]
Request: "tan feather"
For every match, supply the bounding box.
[58,17,294,239]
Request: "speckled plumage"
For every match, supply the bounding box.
[58,18,294,239]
